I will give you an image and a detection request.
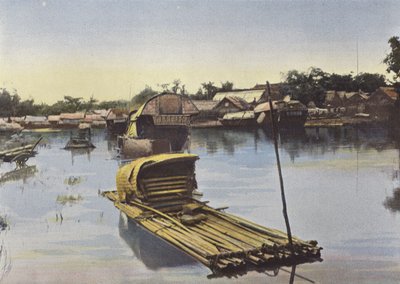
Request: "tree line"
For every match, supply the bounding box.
[1,35,399,117]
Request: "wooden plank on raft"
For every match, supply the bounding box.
[145,185,188,192]
[147,189,188,196]
[143,176,188,183]
[144,179,188,188]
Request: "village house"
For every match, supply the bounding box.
[213,89,266,105]
[252,83,286,101]
[324,91,368,115]
[324,90,344,108]
[21,116,50,129]
[48,115,60,128]
[83,114,106,128]
[345,92,369,115]
[59,112,85,127]
[191,100,218,121]
[366,87,399,120]
[212,96,250,118]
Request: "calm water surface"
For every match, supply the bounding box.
[0,127,400,283]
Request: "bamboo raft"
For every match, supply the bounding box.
[103,153,322,273]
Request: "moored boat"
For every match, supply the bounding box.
[64,124,95,149]
[255,100,308,129]
[118,92,199,159]
[218,111,257,127]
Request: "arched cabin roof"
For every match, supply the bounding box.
[136,92,199,117]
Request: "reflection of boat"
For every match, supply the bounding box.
[103,153,321,274]
[119,214,196,269]
[0,165,37,184]
[255,100,308,129]
[218,111,257,127]
[118,93,199,159]
[384,187,400,212]
[64,125,95,149]
[70,148,94,165]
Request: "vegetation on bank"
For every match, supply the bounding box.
[1,36,399,117]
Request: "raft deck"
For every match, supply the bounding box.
[103,191,322,272]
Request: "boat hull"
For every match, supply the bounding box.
[257,110,308,129]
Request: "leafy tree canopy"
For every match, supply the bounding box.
[383,36,400,83]
[131,86,157,108]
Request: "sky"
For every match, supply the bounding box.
[0,0,399,104]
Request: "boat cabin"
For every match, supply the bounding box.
[117,153,198,213]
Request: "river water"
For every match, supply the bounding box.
[0,127,399,283]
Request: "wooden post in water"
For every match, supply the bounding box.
[267,82,294,255]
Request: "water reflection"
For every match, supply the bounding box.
[118,214,197,270]
[191,128,262,155]
[0,165,37,185]
[0,239,11,282]
[118,212,319,282]
[69,148,94,165]
[384,187,400,213]
[191,126,400,162]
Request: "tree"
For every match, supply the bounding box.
[63,96,83,112]
[81,95,98,112]
[326,73,355,92]
[383,36,400,83]
[97,100,128,110]
[16,99,38,116]
[0,88,20,117]
[131,86,157,108]
[283,67,328,106]
[190,88,207,100]
[171,79,181,94]
[201,81,218,100]
[354,73,386,92]
[220,81,234,92]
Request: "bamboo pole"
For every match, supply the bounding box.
[205,216,276,247]
[129,200,191,232]
[150,218,219,254]
[194,223,255,251]
[267,81,294,255]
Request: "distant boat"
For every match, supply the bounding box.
[64,124,95,149]
[255,100,308,129]
[218,110,257,127]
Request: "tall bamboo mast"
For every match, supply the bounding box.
[266,81,294,254]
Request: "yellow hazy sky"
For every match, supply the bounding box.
[1,1,399,104]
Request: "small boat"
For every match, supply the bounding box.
[103,153,321,274]
[255,100,308,129]
[218,111,257,127]
[64,124,95,149]
[0,136,43,168]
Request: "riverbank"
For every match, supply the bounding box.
[0,116,393,133]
